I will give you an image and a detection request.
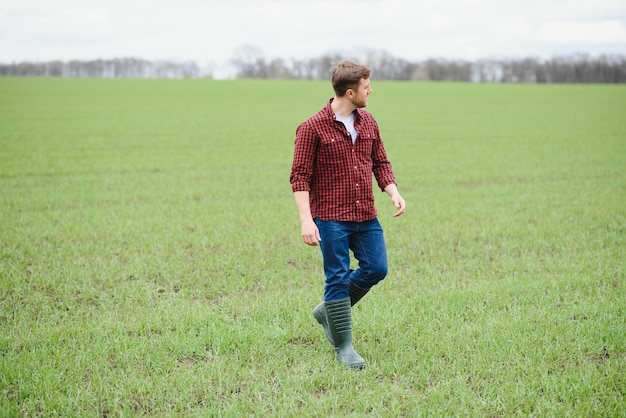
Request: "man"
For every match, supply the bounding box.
[290,60,406,370]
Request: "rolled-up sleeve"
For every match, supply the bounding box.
[371,125,397,192]
[290,123,317,193]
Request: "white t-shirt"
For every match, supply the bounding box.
[335,113,358,144]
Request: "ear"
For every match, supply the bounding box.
[346,88,355,98]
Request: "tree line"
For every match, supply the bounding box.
[230,47,626,83]
[0,58,200,79]
[2,49,625,83]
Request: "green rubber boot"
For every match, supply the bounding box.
[347,280,370,306]
[313,281,370,345]
[324,297,366,370]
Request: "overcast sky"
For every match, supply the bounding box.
[2,0,625,72]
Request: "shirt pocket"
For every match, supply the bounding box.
[358,128,378,141]
[356,129,375,155]
[318,134,348,165]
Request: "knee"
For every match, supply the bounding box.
[376,263,389,280]
[367,262,388,284]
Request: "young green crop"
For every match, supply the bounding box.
[1,78,624,416]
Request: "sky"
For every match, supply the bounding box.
[1,0,625,76]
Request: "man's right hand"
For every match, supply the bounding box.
[301,219,321,246]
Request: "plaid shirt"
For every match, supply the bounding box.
[290,99,397,222]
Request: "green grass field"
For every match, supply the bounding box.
[1,78,625,416]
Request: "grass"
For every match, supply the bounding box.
[1,78,625,416]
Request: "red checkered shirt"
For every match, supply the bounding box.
[290,99,397,222]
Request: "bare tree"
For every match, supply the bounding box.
[231,45,267,78]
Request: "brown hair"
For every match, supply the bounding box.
[330,60,371,97]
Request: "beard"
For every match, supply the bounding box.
[352,96,368,108]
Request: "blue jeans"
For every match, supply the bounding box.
[314,218,388,301]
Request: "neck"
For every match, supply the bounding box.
[331,96,355,118]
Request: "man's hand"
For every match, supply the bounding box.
[294,191,321,246]
[301,218,321,246]
[384,184,406,217]
[390,193,406,217]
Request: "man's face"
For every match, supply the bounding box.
[348,78,373,108]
